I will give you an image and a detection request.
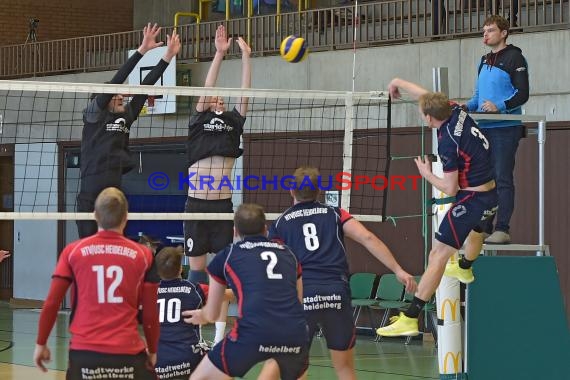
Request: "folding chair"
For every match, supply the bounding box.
[349,273,377,330]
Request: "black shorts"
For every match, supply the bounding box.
[76,170,122,239]
[76,193,98,238]
[183,197,233,257]
[436,189,498,249]
[304,283,356,351]
[208,336,309,379]
[67,349,157,380]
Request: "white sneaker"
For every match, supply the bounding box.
[484,231,511,244]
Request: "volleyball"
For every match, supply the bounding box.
[280,35,309,63]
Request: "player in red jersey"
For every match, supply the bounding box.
[33,187,160,379]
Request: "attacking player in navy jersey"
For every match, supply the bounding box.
[184,24,251,344]
[263,166,416,380]
[377,78,498,337]
[183,204,309,380]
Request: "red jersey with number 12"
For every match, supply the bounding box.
[53,230,156,354]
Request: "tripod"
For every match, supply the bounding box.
[23,18,41,75]
[26,26,38,44]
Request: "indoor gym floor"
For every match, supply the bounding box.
[0,302,439,379]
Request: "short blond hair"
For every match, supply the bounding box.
[418,92,452,121]
[94,187,128,230]
[292,166,320,202]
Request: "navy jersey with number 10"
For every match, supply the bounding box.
[155,278,208,379]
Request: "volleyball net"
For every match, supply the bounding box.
[0,80,394,241]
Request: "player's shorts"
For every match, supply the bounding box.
[208,335,309,380]
[303,283,356,351]
[76,192,98,238]
[155,342,209,380]
[67,349,156,380]
[436,188,498,249]
[183,197,233,257]
[76,171,122,238]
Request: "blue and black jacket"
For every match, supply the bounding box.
[466,44,529,128]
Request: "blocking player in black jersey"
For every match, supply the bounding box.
[184,24,251,343]
[183,204,309,380]
[77,24,180,238]
[263,166,416,380]
[377,78,498,337]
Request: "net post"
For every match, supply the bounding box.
[432,67,466,379]
[538,119,546,256]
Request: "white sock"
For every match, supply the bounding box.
[214,322,226,344]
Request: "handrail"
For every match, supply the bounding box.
[174,12,200,27]
[174,12,200,61]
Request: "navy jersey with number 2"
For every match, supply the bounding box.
[205,235,309,379]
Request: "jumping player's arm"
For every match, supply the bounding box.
[388,77,429,101]
[196,25,231,112]
[89,24,164,113]
[128,29,181,117]
[140,258,160,365]
[235,37,251,117]
[343,218,417,293]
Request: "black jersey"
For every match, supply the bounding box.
[80,53,170,181]
[186,108,245,166]
[269,201,353,286]
[438,107,494,188]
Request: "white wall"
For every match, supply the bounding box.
[13,143,58,300]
